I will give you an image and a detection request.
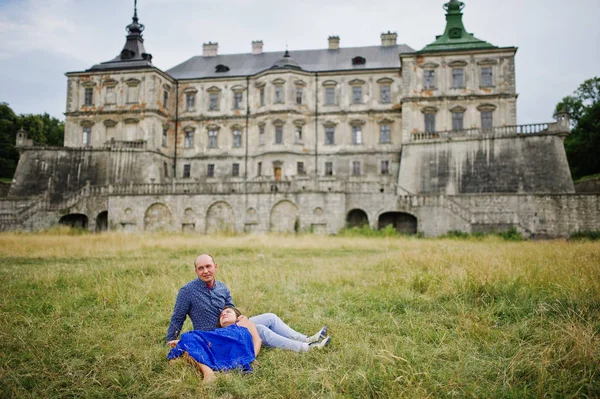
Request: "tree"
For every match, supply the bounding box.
[555,77,600,180]
[0,103,64,179]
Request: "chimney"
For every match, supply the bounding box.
[381,31,397,46]
[203,42,218,57]
[328,36,340,50]
[252,40,263,55]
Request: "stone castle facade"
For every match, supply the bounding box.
[2,0,599,237]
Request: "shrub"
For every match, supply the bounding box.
[569,230,600,241]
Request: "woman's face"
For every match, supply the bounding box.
[219,308,237,327]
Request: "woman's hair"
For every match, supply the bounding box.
[216,306,241,328]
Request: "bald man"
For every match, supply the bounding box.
[166,254,329,352]
[166,254,234,343]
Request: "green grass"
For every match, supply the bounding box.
[1,233,599,398]
[574,173,600,183]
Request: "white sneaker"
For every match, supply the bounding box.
[306,326,328,344]
[309,335,331,350]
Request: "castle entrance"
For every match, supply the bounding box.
[206,201,235,233]
[59,213,89,229]
[346,209,369,228]
[270,200,299,233]
[378,212,417,234]
[144,203,172,231]
[96,211,108,232]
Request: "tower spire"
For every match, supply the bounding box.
[420,0,496,52]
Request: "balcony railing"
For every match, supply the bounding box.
[103,139,147,149]
[411,121,568,142]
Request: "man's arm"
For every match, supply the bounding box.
[165,287,191,343]
[237,317,262,357]
[224,286,234,308]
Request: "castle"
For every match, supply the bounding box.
[2,0,599,237]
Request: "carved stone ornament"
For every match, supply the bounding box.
[477,103,497,112]
[322,80,338,87]
[448,60,468,67]
[421,106,438,114]
[348,79,366,86]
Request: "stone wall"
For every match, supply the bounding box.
[398,133,574,195]
[0,183,10,198]
[9,148,171,203]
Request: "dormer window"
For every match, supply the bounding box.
[215,64,230,73]
[352,56,366,66]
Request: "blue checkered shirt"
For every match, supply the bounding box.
[166,279,234,342]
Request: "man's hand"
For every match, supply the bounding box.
[167,340,180,348]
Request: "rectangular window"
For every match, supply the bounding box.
[105,86,115,104]
[259,87,265,106]
[380,85,391,103]
[452,68,464,88]
[84,88,93,105]
[352,125,362,145]
[481,111,493,131]
[297,161,305,175]
[481,67,493,87]
[233,92,243,109]
[325,126,335,145]
[82,126,91,146]
[381,160,390,175]
[452,112,464,131]
[162,128,168,147]
[232,163,240,177]
[183,164,191,178]
[352,161,361,176]
[186,93,195,111]
[127,85,139,103]
[352,86,362,104]
[295,126,303,142]
[325,87,335,105]
[424,70,435,89]
[425,114,436,133]
[209,93,219,110]
[163,90,168,108]
[207,164,215,177]
[233,130,242,148]
[184,131,194,148]
[380,124,391,144]
[259,125,265,145]
[274,86,284,104]
[324,161,333,176]
[208,130,218,148]
[257,161,262,176]
[296,87,303,105]
[163,162,169,178]
[275,126,283,144]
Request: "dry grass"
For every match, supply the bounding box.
[0,232,599,398]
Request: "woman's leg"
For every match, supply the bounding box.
[249,313,308,342]
[253,323,309,352]
[183,352,216,382]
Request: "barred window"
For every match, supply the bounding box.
[275,126,283,144]
[481,67,493,87]
[207,164,215,177]
[352,86,363,104]
[424,70,435,89]
[232,163,240,176]
[352,125,363,145]
[84,88,93,105]
[82,126,91,146]
[425,114,436,133]
[380,160,390,175]
[324,161,333,176]
[297,161,305,175]
[209,93,219,111]
[208,130,218,148]
[325,87,335,105]
[232,129,242,148]
[259,125,265,145]
[481,111,493,131]
[380,124,391,144]
[452,68,464,88]
[296,87,303,105]
[325,126,335,145]
[183,164,191,178]
[351,161,361,176]
[184,131,194,148]
[452,112,464,131]
[233,92,243,109]
[380,85,391,103]
[186,93,195,111]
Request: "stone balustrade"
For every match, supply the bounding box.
[411,121,568,142]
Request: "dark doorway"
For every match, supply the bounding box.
[346,209,369,228]
[59,213,89,230]
[96,211,108,232]
[378,212,417,234]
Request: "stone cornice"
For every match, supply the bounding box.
[402,93,516,103]
[65,108,170,118]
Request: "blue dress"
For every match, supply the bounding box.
[167,324,256,372]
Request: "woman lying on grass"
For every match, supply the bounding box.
[167,306,262,382]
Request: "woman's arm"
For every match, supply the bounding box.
[236,317,262,356]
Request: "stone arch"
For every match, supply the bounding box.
[59,213,88,229]
[346,209,369,228]
[95,211,108,232]
[378,212,418,234]
[270,200,299,233]
[206,201,235,233]
[144,203,172,231]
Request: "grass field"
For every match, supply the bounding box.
[0,232,599,398]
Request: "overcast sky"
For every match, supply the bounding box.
[1,0,599,124]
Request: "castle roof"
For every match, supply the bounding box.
[88,1,154,71]
[166,44,414,80]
